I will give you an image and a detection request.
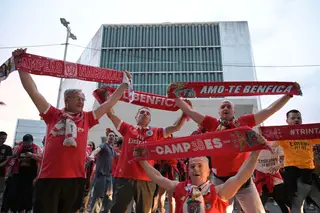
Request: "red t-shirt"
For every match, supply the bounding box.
[112,147,121,176]
[115,121,165,181]
[202,114,256,177]
[174,181,228,213]
[39,106,98,179]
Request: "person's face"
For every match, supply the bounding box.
[218,101,235,120]
[65,92,85,113]
[107,132,116,145]
[286,112,302,125]
[135,108,151,126]
[188,158,210,184]
[0,135,7,145]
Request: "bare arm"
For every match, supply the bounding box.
[254,95,292,125]
[164,112,187,137]
[13,49,50,113]
[94,82,129,120]
[106,109,122,130]
[216,151,260,201]
[174,98,205,125]
[90,147,102,158]
[139,161,179,191]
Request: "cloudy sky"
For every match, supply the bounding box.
[0,0,319,145]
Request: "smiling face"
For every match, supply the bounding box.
[218,100,235,120]
[64,90,85,113]
[135,107,151,127]
[188,157,210,186]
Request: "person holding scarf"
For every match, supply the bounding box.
[271,109,320,213]
[174,94,294,213]
[106,106,187,213]
[5,134,42,213]
[138,151,261,213]
[13,48,132,213]
[254,146,289,212]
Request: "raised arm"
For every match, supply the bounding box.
[139,161,179,191]
[94,71,131,120]
[13,49,49,113]
[216,150,260,201]
[164,112,187,137]
[106,108,122,130]
[174,98,205,125]
[254,95,292,125]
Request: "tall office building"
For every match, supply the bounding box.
[58,21,261,144]
[14,119,46,148]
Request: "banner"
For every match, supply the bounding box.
[133,127,268,160]
[166,81,302,98]
[93,86,191,111]
[260,123,320,141]
[0,53,125,84]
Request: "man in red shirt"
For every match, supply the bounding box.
[13,48,132,213]
[106,106,187,213]
[174,95,294,213]
[139,151,262,213]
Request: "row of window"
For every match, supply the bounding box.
[102,24,220,48]
[100,47,222,72]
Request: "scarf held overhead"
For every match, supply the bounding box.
[166,81,302,98]
[0,53,125,83]
[134,127,268,160]
[260,123,320,141]
[93,86,190,111]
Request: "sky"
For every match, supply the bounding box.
[0,0,319,146]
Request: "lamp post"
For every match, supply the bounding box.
[56,18,77,108]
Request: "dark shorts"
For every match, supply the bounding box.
[33,178,86,213]
[91,175,113,198]
[283,166,314,206]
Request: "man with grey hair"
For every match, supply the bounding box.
[13,48,132,213]
[174,94,295,213]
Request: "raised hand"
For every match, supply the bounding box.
[12,48,27,57]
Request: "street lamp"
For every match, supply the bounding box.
[56,18,77,108]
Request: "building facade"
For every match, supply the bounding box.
[14,119,46,149]
[58,21,261,145]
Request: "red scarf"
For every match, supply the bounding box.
[93,86,192,111]
[9,143,42,175]
[254,170,283,194]
[166,81,302,98]
[49,109,84,147]
[260,123,320,141]
[1,53,125,84]
[134,127,268,160]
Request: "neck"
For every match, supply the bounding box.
[137,123,148,128]
[192,179,207,187]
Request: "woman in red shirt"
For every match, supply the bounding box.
[139,151,261,213]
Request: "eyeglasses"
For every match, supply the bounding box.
[139,110,150,115]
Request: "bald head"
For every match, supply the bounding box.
[219,100,235,120]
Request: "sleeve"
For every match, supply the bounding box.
[201,115,219,131]
[117,121,131,137]
[99,143,107,151]
[86,111,99,129]
[238,114,256,128]
[40,105,60,124]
